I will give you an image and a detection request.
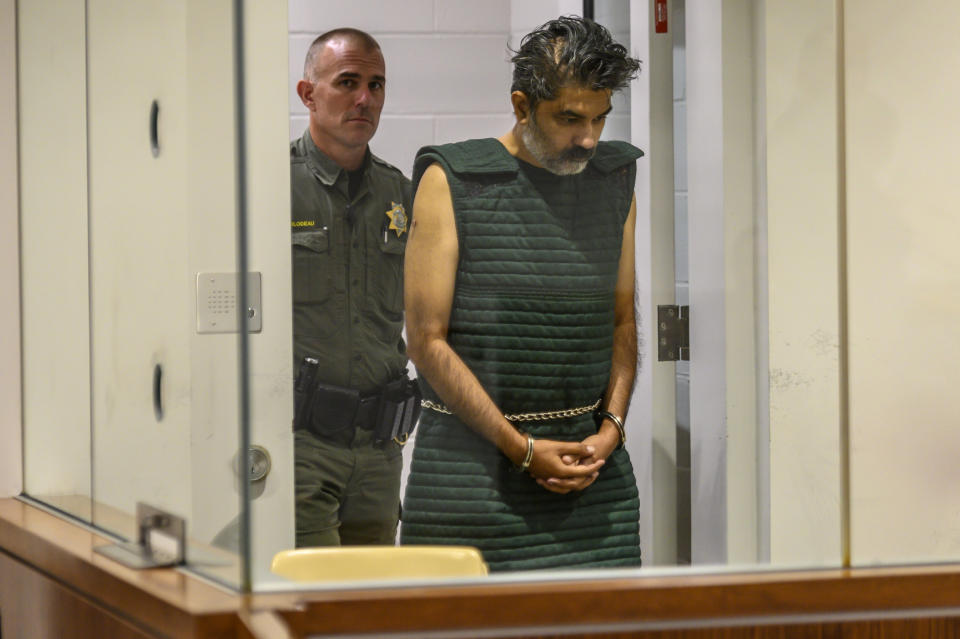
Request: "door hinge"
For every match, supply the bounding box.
[657,305,689,361]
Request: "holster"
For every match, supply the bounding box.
[372,377,422,444]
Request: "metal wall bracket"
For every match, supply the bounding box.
[658,305,690,361]
[93,503,186,569]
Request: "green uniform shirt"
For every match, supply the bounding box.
[290,130,411,394]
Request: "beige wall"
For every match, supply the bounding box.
[0,0,21,498]
[845,0,960,565]
[765,0,843,566]
[766,0,960,566]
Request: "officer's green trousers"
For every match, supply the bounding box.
[294,426,403,547]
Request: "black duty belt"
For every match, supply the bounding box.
[353,394,382,430]
[293,357,421,444]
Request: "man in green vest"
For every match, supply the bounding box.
[401,16,643,570]
[290,28,417,547]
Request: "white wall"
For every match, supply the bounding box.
[0,0,22,498]
[592,0,632,142]
[288,0,515,177]
[287,0,632,179]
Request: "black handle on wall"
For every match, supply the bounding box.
[150,100,160,157]
[153,363,164,421]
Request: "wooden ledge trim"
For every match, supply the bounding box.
[264,565,960,635]
[0,498,240,637]
[8,498,960,638]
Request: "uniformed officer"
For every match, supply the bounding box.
[290,28,413,547]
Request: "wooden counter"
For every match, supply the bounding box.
[0,498,242,638]
[4,497,960,638]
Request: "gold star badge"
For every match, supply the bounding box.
[385,201,408,237]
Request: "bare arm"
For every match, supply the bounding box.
[405,163,603,490]
[597,194,639,448]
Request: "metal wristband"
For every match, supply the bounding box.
[520,434,535,471]
[596,410,626,449]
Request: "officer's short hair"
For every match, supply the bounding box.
[303,28,381,81]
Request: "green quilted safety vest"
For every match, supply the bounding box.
[400,138,643,572]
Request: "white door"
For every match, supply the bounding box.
[86,0,295,586]
[630,0,762,568]
[630,0,681,566]
[87,0,194,526]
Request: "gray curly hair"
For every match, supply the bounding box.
[510,16,640,108]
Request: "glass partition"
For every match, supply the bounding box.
[266,0,960,588]
[19,0,93,533]
[262,0,846,590]
[18,0,258,589]
[18,0,960,595]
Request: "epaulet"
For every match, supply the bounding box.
[590,141,644,174]
[370,153,408,179]
[413,139,516,185]
[290,138,306,161]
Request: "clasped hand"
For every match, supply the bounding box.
[526,432,617,494]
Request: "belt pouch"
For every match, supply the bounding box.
[308,383,360,436]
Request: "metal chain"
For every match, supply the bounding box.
[421,398,601,423]
[420,399,453,414]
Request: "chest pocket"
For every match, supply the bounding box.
[292,228,333,303]
[368,231,405,318]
